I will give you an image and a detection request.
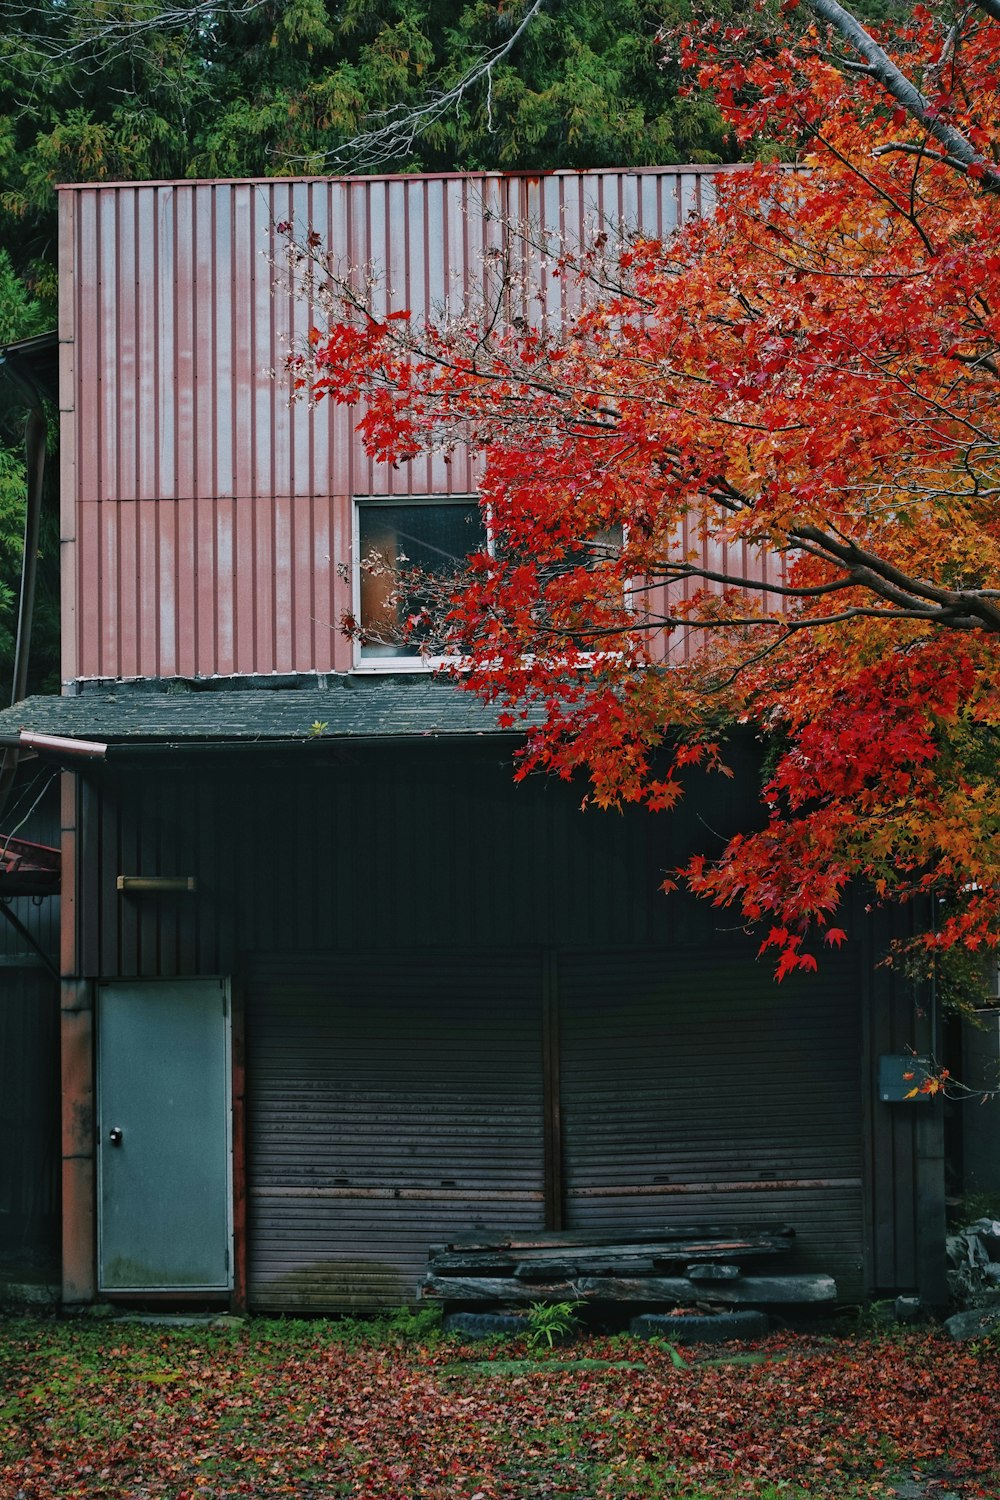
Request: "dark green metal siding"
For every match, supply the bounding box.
[860,905,944,1297]
[75,743,755,976]
[71,740,934,1306]
[0,965,60,1259]
[0,770,61,1265]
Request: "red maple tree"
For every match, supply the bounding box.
[289,0,1000,991]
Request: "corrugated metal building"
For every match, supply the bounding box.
[0,168,946,1312]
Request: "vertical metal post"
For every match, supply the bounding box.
[61,976,95,1303]
[60,770,96,1304]
[915,1107,948,1308]
[230,975,248,1314]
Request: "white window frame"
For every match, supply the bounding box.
[351,497,633,673]
[351,495,487,672]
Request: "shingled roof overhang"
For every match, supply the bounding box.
[0,331,58,402]
[0,675,531,759]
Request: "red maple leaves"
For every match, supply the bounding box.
[289,0,1000,983]
[2,1323,999,1497]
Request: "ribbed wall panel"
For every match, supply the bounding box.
[73,745,931,1303]
[60,167,748,681]
[0,893,60,966]
[245,951,545,1310]
[65,169,725,511]
[560,950,866,1300]
[77,745,700,978]
[0,965,60,1254]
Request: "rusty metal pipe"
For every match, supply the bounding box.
[0,731,108,759]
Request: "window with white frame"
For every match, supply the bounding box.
[354,497,487,663]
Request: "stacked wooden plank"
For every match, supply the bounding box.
[421,1225,837,1307]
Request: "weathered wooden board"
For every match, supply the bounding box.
[444,1224,795,1252]
[421,1273,836,1305]
[514,1257,686,1279]
[430,1236,791,1276]
[513,1260,584,1282]
[687,1264,741,1281]
[649,1241,786,1265]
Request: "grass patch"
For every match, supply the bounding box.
[700,1351,771,1367]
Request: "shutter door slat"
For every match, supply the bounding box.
[247,946,866,1311]
[560,950,865,1300]
[246,952,545,1310]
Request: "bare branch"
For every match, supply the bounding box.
[282,0,549,173]
[638,562,853,601]
[3,0,270,73]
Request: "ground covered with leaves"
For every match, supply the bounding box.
[1,1316,998,1499]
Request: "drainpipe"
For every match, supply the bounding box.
[917,896,949,1308]
[0,732,107,760]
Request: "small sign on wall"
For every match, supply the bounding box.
[878,1054,935,1103]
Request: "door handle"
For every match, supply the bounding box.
[109,1127,123,1146]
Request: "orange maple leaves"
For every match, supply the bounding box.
[294,0,1000,982]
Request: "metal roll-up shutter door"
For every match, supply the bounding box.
[246,951,545,1310]
[560,949,865,1299]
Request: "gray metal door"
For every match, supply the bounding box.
[98,979,232,1291]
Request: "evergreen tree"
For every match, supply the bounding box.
[0,251,57,699]
[1,0,727,300]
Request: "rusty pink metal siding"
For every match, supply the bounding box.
[59,168,736,683]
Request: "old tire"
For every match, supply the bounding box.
[631,1310,769,1344]
[444,1311,529,1338]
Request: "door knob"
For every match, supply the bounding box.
[109,1127,123,1146]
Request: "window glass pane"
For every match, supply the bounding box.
[357,501,486,658]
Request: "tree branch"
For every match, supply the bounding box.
[791,523,1000,631]
[4,0,270,72]
[283,0,548,172]
[803,0,1000,189]
[872,140,983,177]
